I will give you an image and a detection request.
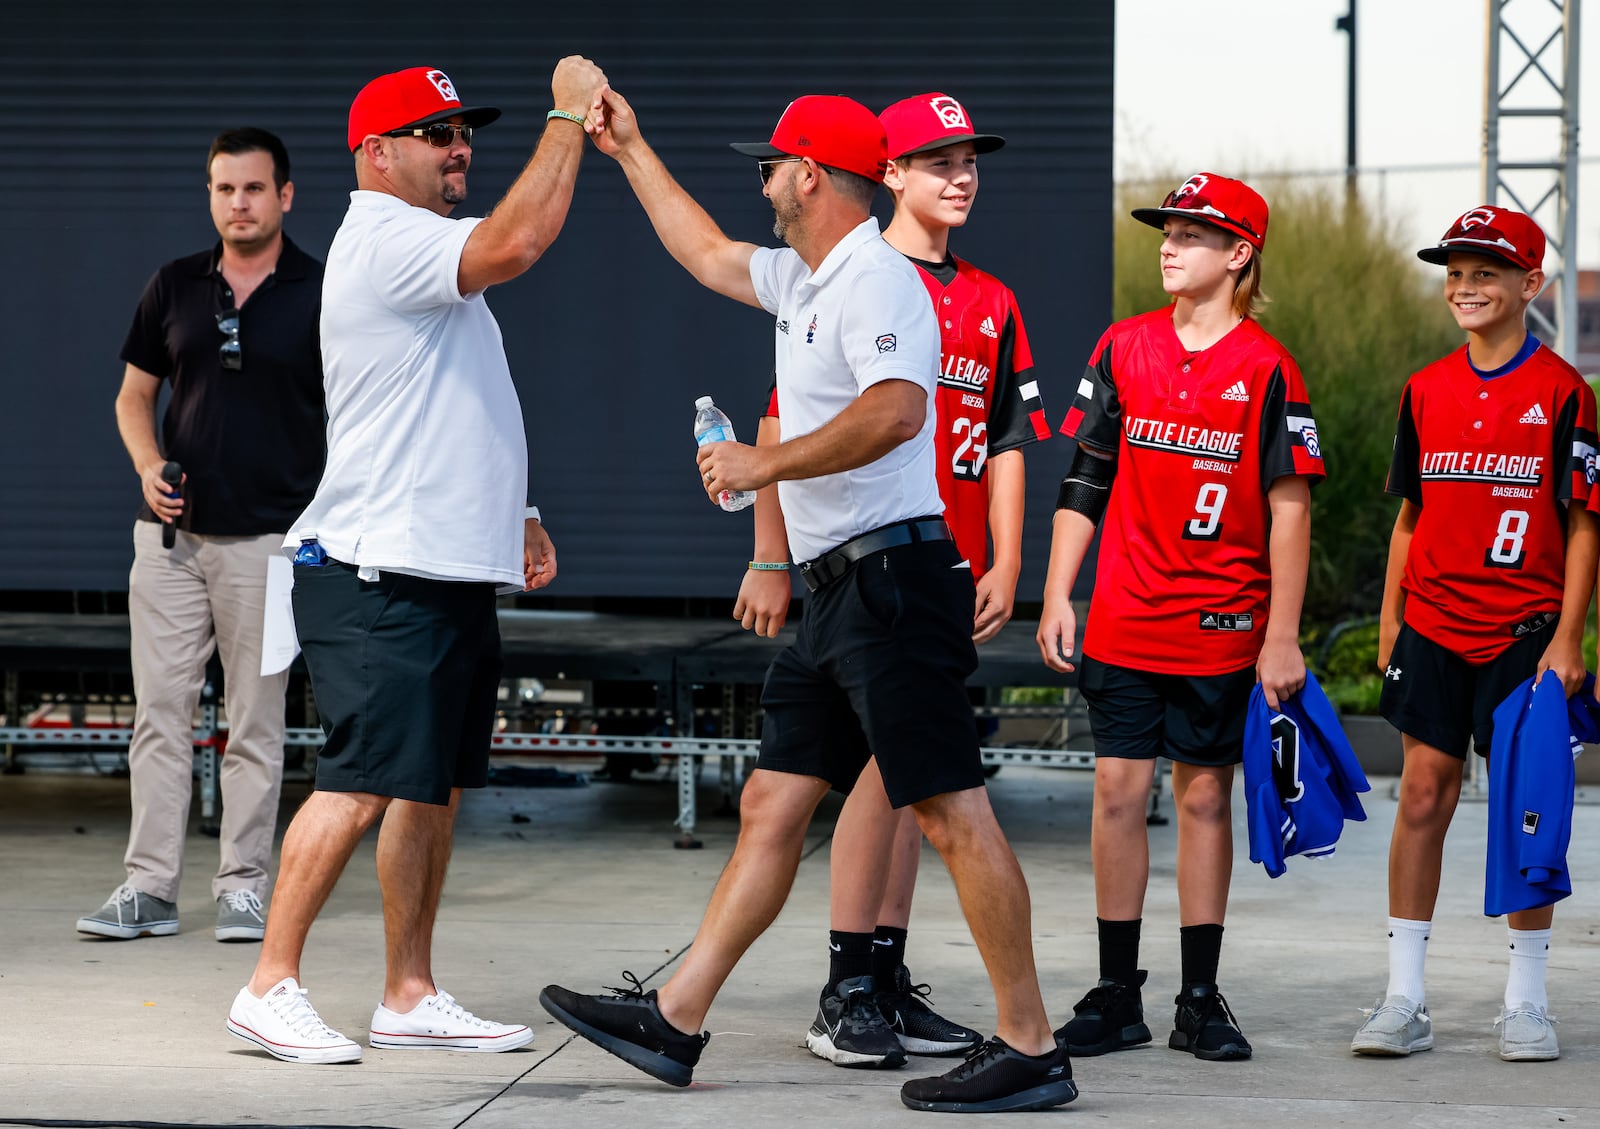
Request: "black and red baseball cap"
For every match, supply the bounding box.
[730,95,888,183]
[347,67,501,153]
[1417,206,1545,272]
[878,93,1005,160]
[1131,172,1268,252]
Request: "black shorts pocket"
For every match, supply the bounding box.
[853,552,903,630]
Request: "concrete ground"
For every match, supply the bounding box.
[1,756,1595,1128]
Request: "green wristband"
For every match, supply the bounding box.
[547,109,586,126]
[748,561,789,571]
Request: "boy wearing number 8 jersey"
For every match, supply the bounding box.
[1038,174,1323,1061]
[1353,206,1597,1062]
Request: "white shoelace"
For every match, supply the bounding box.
[269,985,342,1040]
[427,990,496,1030]
[220,889,264,918]
[107,883,138,904]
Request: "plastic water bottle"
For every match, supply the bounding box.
[693,396,756,512]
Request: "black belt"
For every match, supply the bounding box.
[797,516,952,592]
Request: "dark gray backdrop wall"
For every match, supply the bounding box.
[3,0,1111,598]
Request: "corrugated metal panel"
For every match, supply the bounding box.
[1,0,1111,597]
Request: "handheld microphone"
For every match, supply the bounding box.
[160,461,183,549]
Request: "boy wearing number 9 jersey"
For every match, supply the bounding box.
[1352,207,1598,1063]
[1037,174,1323,1061]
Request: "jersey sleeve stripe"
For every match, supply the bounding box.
[1060,404,1086,438]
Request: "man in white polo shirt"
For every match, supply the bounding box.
[226,58,606,1065]
[539,91,1074,1115]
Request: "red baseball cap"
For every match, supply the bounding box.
[1417,206,1545,272]
[347,67,501,153]
[1131,172,1269,252]
[878,93,1005,160]
[730,95,888,183]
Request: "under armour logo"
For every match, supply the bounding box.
[1385,666,1402,680]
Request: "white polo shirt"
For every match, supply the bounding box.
[287,190,527,590]
[750,218,943,563]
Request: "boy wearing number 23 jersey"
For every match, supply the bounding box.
[1353,206,1597,1064]
[1038,174,1322,1064]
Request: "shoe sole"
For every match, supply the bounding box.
[225,1019,362,1064]
[1060,1022,1153,1057]
[1168,1031,1251,1061]
[900,1078,1079,1113]
[76,918,178,939]
[1351,1036,1432,1056]
[539,988,694,1087]
[896,1034,984,1057]
[370,1027,534,1053]
[215,926,265,942]
[805,1027,908,1068]
[1499,1043,1558,1062]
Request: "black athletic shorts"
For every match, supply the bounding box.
[1379,619,1551,760]
[292,561,502,805]
[1078,655,1257,767]
[757,536,985,809]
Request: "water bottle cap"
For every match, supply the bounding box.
[694,396,714,410]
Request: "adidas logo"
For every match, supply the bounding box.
[1220,380,1250,402]
[978,316,998,339]
[1520,404,1548,424]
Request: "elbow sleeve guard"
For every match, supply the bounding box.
[1055,445,1115,523]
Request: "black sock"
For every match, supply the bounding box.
[871,925,908,983]
[828,930,875,991]
[1179,924,1224,988]
[1097,917,1142,985]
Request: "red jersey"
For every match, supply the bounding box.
[765,254,1048,578]
[1388,341,1597,663]
[1061,308,1325,675]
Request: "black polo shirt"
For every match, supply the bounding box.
[120,236,326,536]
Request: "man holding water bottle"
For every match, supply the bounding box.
[540,89,1072,1115]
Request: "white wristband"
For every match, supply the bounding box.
[524,506,542,522]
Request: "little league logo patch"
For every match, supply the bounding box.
[1460,206,1500,230]
[928,95,971,131]
[1173,173,1210,203]
[1586,452,1596,485]
[425,70,459,103]
[806,313,818,344]
[876,333,897,353]
[1301,425,1320,457]
[1522,810,1541,835]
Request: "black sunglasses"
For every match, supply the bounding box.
[757,156,834,186]
[1161,188,1257,237]
[216,308,241,371]
[389,122,474,148]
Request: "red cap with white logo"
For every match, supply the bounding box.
[1131,172,1269,252]
[347,67,501,153]
[1417,206,1545,272]
[878,93,1005,160]
[730,95,888,183]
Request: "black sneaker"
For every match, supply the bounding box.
[1168,982,1252,1061]
[1053,969,1153,1056]
[540,972,709,1087]
[900,1037,1078,1113]
[876,964,984,1056]
[805,974,907,1068]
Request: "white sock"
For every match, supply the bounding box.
[1385,917,1431,1006]
[1504,927,1552,1011]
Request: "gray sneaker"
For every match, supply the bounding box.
[1496,1002,1558,1061]
[1351,995,1433,1056]
[216,889,266,942]
[76,884,178,939]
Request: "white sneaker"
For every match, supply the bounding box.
[369,989,533,1052]
[1496,1002,1559,1061]
[227,978,362,1064]
[1351,995,1433,1056]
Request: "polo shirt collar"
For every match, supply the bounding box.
[188,234,312,282]
[802,217,882,289]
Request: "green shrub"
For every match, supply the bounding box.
[1114,179,1461,625]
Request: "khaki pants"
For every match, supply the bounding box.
[124,521,288,902]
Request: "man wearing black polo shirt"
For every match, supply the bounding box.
[77,128,324,945]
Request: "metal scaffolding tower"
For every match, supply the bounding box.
[1483,0,1581,360]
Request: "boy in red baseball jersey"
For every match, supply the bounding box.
[1350,207,1596,1062]
[1038,174,1323,1061]
[735,93,1049,1068]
